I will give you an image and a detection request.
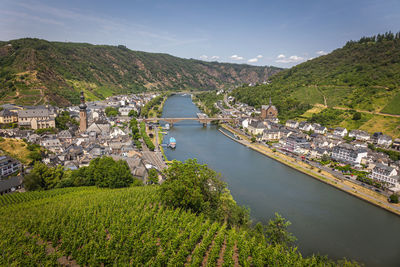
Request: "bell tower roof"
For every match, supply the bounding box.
[79,91,87,110]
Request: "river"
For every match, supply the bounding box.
[161,94,400,267]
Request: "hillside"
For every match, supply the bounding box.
[0,38,281,106]
[231,32,400,137]
[0,186,358,266]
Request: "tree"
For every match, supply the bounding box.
[55,111,78,130]
[88,157,137,188]
[128,110,138,118]
[147,168,159,184]
[160,159,248,226]
[321,154,330,163]
[105,107,119,117]
[251,137,256,143]
[352,112,362,120]
[23,162,65,191]
[265,213,297,248]
[389,194,399,203]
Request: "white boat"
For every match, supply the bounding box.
[169,137,176,149]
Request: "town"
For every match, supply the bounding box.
[1,89,400,206]
[0,91,167,194]
[213,89,400,201]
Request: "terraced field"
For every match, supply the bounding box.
[0,186,357,266]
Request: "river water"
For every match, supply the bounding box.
[162,94,400,266]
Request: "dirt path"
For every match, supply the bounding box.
[332,106,400,118]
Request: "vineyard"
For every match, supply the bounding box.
[0,186,358,266]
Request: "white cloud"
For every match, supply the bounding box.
[275,54,305,63]
[230,54,244,60]
[316,50,327,55]
[256,55,263,58]
[199,55,220,61]
[248,58,258,63]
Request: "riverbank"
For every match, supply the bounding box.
[220,124,400,217]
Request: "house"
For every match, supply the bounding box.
[41,138,64,153]
[240,118,250,128]
[283,135,309,153]
[110,127,127,138]
[111,155,148,182]
[57,130,73,144]
[314,125,327,135]
[86,121,110,136]
[262,129,283,141]
[298,122,313,132]
[17,108,56,129]
[247,120,266,135]
[393,139,400,151]
[369,164,400,189]
[331,143,368,165]
[377,134,392,147]
[348,130,370,141]
[309,147,330,159]
[0,176,23,195]
[0,156,21,178]
[285,120,299,129]
[333,127,348,137]
[372,132,383,143]
[0,109,18,124]
[119,107,135,116]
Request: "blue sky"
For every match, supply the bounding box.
[1,0,399,67]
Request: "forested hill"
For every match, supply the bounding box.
[0,38,281,106]
[232,32,400,119]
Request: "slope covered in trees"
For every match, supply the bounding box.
[0,38,281,106]
[232,32,400,121]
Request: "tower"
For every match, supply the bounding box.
[79,91,87,132]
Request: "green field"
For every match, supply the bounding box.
[0,186,358,266]
[381,91,400,115]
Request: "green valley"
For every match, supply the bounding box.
[0,38,281,106]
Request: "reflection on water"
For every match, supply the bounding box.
[162,94,400,267]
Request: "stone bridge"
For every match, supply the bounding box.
[140,117,236,127]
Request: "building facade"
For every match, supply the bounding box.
[0,156,21,178]
[331,144,367,165]
[261,97,278,119]
[17,108,56,129]
[369,164,400,188]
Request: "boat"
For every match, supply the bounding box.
[169,137,176,149]
[165,123,170,130]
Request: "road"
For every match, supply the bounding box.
[220,124,400,215]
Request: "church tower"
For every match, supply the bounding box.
[261,97,278,119]
[79,91,87,132]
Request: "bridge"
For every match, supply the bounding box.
[140,116,236,127]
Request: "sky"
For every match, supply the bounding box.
[0,0,399,67]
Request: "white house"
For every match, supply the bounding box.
[110,127,127,138]
[298,122,313,132]
[285,120,299,129]
[333,127,348,137]
[241,118,250,129]
[369,164,400,188]
[331,143,367,165]
[377,134,392,147]
[247,120,266,136]
[348,130,370,141]
[314,125,327,135]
